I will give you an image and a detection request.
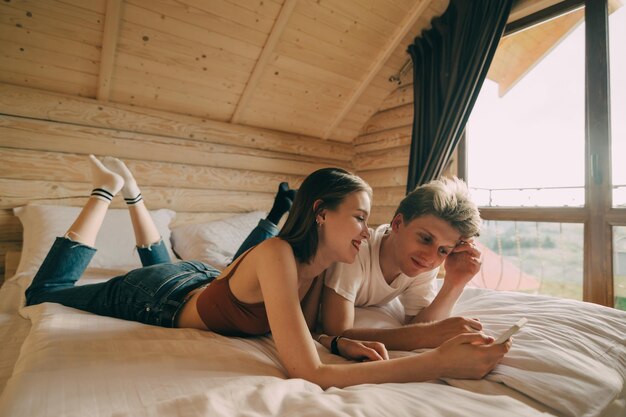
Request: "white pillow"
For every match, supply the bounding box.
[171,211,266,269]
[13,205,176,276]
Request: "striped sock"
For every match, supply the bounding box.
[124,193,143,205]
[89,155,123,203]
[102,156,142,205]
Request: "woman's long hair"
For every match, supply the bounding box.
[278,168,371,263]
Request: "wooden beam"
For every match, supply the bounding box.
[508,0,565,22]
[584,0,612,307]
[322,0,433,140]
[230,0,299,123]
[97,0,123,101]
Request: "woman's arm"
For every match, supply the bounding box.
[255,240,510,389]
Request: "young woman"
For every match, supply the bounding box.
[26,155,511,389]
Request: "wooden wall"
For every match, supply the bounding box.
[0,82,352,281]
[354,82,457,226]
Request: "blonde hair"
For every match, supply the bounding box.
[394,177,481,237]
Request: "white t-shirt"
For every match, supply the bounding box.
[324,224,439,316]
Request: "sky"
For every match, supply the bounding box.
[466,7,625,206]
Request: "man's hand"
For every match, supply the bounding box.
[443,240,482,287]
[411,317,483,349]
[337,337,389,361]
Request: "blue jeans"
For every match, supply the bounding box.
[231,219,279,262]
[24,219,278,328]
[25,237,220,327]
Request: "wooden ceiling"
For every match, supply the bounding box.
[0,0,449,143]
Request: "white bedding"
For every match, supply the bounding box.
[0,270,624,417]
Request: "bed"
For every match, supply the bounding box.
[0,205,624,417]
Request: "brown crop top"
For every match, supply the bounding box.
[195,250,270,337]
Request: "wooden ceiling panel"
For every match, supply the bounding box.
[3,1,104,45]
[111,67,235,121]
[0,1,103,96]
[122,2,263,60]
[134,0,270,48]
[1,0,453,142]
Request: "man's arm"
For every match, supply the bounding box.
[409,241,482,324]
[321,285,480,350]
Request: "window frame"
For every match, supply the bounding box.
[461,0,625,307]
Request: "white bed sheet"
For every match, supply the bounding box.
[0,271,624,417]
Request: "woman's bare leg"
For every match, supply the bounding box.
[66,155,124,246]
[102,157,160,247]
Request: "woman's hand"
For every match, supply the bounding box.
[434,333,511,379]
[337,337,389,361]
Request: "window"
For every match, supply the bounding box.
[610,5,625,208]
[463,2,626,309]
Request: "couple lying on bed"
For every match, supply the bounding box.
[25,155,510,389]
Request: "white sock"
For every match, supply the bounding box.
[102,156,142,205]
[89,155,123,203]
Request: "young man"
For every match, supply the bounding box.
[321,177,484,351]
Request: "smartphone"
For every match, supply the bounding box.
[493,318,527,344]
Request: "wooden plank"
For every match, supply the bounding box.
[354,145,410,171]
[0,210,22,242]
[132,0,270,47]
[0,1,103,45]
[379,83,414,112]
[0,147,305,193]
[354,126,411,152]
[178,0,281,25]
[114,53,247,97]
[358,166,408,188]
[273,38,364,79]
[118,26,255,81]
[122,2,262,59]
[110,70,236,122]
[0,117,333,175]
[7,0,105,31]
[0,56,98,96]
[0,71,95,102]
[359,102,413,135]
[0,38,99,75]
[478,207,588,223]
[231,0,299,123]
[287,10,386,58]
[0,178,275,213]
[295,0,395,46]
[0,21,101,61]
[311,0,399,38]
[0,83,352,161]
[272,54,356,90]
[370,186,405,207]
[322,0,433,139]
[4,251,20,280]
[244,74,346,112]
[56,0,106,14]
[97,0,123,101]
[0,242,22,284]
[368,205,396,226]
[172,212,245,227]
[278,26,371,75]
[509,0,563,22]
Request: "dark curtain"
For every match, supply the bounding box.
[406,0,513,193]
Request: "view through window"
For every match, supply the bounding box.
[465,6,625,307]
[610,6,626,308]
